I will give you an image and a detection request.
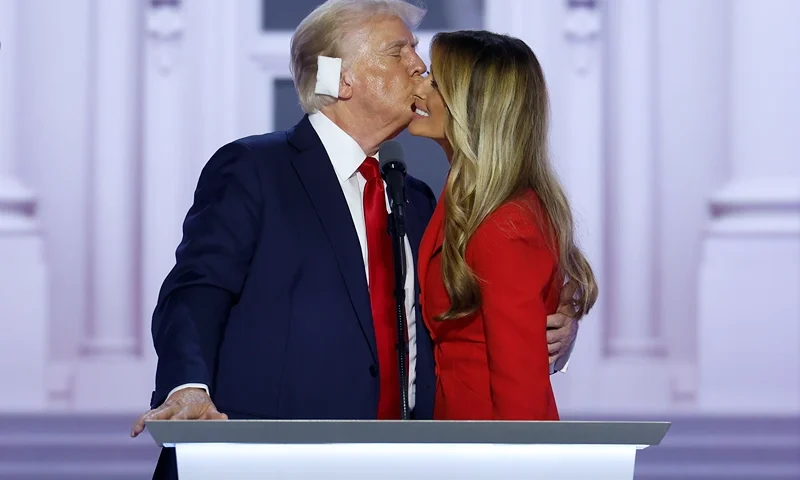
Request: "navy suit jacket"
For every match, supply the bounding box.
[150,115,437,421]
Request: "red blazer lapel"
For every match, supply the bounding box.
[418,192,446,303]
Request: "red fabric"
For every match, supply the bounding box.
[418,189,561,420]
[359,157,403,419]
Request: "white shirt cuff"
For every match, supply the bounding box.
[166,383,210,403]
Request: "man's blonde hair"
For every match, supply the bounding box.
[290,0,426,113]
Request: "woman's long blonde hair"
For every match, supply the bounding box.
[432,30,598,321]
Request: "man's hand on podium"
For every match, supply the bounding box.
[130,387,228,438]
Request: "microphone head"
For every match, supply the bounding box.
[378,141,407,176]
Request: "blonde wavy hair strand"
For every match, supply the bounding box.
[431,31,598,322]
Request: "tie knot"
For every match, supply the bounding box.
[359,157,381,181]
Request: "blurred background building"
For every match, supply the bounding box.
[0,0,798,478]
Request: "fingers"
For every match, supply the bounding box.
[209,410,228,420]
[547,323,565,365]
[130,400,229,438]
[546,312,568,329]
[170,405,229,421]
[548,340,564,356]
[170,405,205,420]
[130,405,179,437]
[546,328,562,344]
[130,412,149,437]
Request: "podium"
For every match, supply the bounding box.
[148,419,670,479]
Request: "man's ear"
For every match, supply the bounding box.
[338,69,354,100]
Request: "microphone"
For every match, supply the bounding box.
[378,140,410,420]
[379,140,408,221]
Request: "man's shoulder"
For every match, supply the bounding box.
[228,130,292,154]
[405,174,437,216]
[229,116,309,154]
[197,129,298,188]
[405,174,436,202]
[203,130,296,173]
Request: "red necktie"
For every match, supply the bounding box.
[359,157,402,419]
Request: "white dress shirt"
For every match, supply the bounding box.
[168,111,418,411]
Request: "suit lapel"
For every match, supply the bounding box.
[288,116,377,362]
[416,194,445,303]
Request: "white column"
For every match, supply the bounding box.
[242,0,276,137]
[141,1,189,380]
[605,0,664,356]
[698,0,800,414]
[0,0,22,190]
[554,0,607,408]
[0,0,48,411]
[81,0,140,358]
[247,35,281,136]
[193,0,240,167]
[73,0,145,411]
[655,0,730,407]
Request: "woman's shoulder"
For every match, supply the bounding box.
[466,189,557,267]
[473,189,549,243]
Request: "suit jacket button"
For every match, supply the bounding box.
[369,365,379,377]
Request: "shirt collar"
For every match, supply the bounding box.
[308,111,379,184]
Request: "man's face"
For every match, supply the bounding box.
[346,17,427,136]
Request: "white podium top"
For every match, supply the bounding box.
[147,420,670,447]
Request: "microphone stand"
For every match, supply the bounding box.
[387,206,410,420]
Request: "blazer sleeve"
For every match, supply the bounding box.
[470,207,558,420]
[150,141,262,408]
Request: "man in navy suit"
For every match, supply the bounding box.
[131,0,580,478]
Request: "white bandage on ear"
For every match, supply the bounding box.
[314,56,343,97]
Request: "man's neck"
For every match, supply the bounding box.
[319,106,400,156]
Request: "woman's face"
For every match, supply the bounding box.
[407,71,447,142]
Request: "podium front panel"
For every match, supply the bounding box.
[175,443,638,480]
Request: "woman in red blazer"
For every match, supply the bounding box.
[408,31,598,420]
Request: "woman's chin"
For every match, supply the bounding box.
[407,121,433,139]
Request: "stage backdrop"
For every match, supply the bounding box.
[0,0,798,478]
